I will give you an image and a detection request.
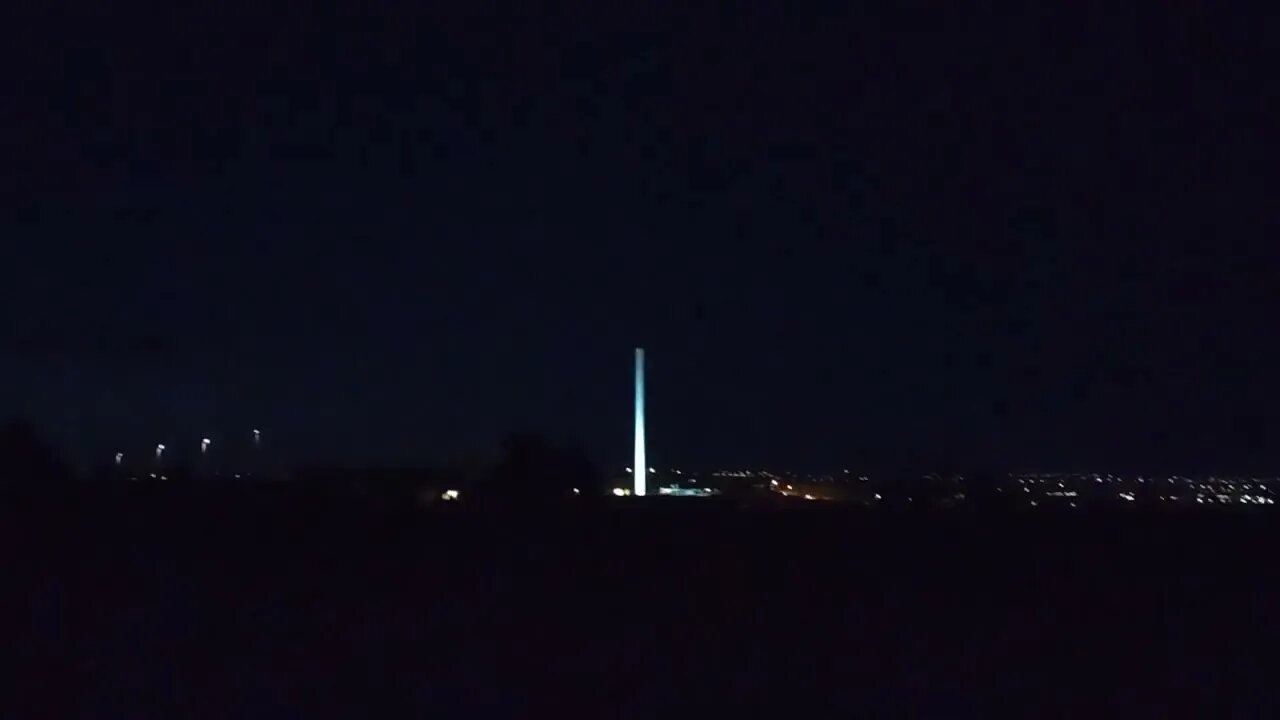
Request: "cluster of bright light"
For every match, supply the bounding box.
[440,489,460,501]
[201,438,211,453]
[1196,493,1276,505]
[657,486,720,497]
[612,487,632,497]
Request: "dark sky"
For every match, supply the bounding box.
[3,3,1276,474]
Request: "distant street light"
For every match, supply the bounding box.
[201,438,211,454]
[252,429,261,447]
[155,444,166,463]
[115,452,124,466]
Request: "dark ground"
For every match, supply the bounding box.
[6,491,1279,717]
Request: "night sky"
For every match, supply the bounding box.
[4,4,1276,474]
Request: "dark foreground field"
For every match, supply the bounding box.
[6,491,1280,717]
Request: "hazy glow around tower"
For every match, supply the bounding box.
[634,347,646,497]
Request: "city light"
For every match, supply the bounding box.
[201,438,211,454]
[115,452,123,466]
[441,489,460,501]
[612,487,632,497]
[155,444,165,462]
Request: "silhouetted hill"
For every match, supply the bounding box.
[5,495,1280,716]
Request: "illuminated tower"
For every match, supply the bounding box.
[634,347,646,496]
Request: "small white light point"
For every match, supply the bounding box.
[114,452,124,466]
[201,438,211,454]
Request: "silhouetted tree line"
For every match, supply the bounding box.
[0,418,606,513]
[0,419,74,490]
[472,433,604,504]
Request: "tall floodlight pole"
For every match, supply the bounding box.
[634,347,646,496]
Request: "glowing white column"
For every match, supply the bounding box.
[634,347,646,496]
